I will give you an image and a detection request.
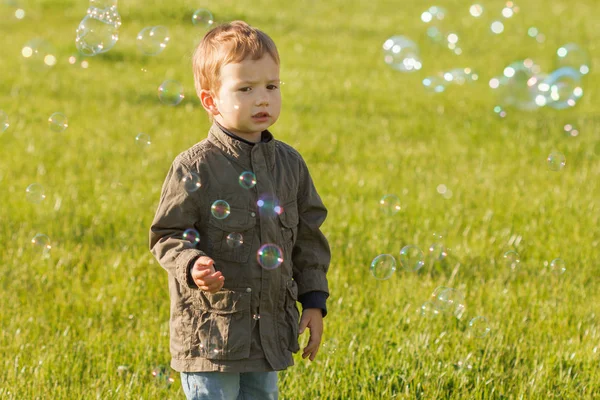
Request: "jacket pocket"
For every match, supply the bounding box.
[206,206,256,263]
[278,200,299,254]
[192,288,252,360]
[283,280,300,353]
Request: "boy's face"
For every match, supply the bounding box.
[211,55,281,141]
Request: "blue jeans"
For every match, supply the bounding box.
[180,371,278,400]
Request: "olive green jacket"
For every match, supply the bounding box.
[149,124,330,372]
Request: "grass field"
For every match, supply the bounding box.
[1,0,599,398]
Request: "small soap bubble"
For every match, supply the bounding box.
[239,171,257,189]
[48,112,68,132]
[211,200,231,220]
[493,105,507,118]
[420,301,440,318]
[382,36,422,72]
[422,75,447,93]
[226,233,244,248]
[428,233,448,261]
[541,67,583,109]
[547,152,566,171]
[257,194,282,217]
[192,9,214,28]
[135,132,151,148]
[379,194,401,215]
[469,4,484,17]
[434,287,466,318]
[563,124,579,137]
[158,80,184,106]
[151,365,175,386]
[370,254,396,280]
[182,229,200,245]
[0,110,9,133]
[182,171,201,192]
[503,250,520,270]
[257,244,283,270]
[421,6,446,25]
[550,258,566,274]
[399,245,425,272]
[31,233,51,253]
[137,26,170,56]
[26,183,46,204]
[468,316,491,338]
[21,38,57,69]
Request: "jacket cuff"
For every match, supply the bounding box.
[298,291,329,317]
[177,249,205,289]
[295,269,329,296]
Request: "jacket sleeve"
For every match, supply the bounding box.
[292,157,331,298]
[149,159,206,289]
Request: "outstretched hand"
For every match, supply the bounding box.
[299,308,323,361]
[191,256,224,293]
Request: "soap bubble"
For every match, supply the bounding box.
[26,183,46,204]
[257,244,283,270]
[468,316,491,338]
[556,43,590,76]
[137,26,170,56]
[182,229,200,245]
[428,233,448,261]
[239,171,257,189]
[75,5,121,56]
[550,258,566,274]
[379,194,401,215]
[563,124,579,137]
[540,67,583,109]
[31,233,51,254]
[48,112,68,132]
[399,245,425,272]
[493,60,543,111]
[420,301,441,318]
[151,365,175,386]
[211,200,231,220]
[503,250,520,270]
[135,132,151,149]
[158,80,184,106]
[182,171,201,192]
[443,68,479,85]
[21,38,57,69]
[370,254,396,280]
[192,9,214,28]
[1,110,9,133]
[422,75,447,93]
[547,152,566,171]
[421,6,447,25]
[226,233,244,248]
[382,36,422,72]
[257,193,282,217]
[493,105,507,118]
[433,287,466,318]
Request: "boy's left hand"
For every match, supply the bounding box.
[299,308,323,361]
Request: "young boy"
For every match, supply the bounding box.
[149,21,331,399]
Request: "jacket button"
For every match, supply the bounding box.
[253,314,261,320]
[250,212,256,217]
[246,287,252,293]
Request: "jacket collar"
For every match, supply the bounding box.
[208,123,276,169]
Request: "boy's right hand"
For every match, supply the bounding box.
[191,256,224,293]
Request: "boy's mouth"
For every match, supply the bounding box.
[252,112,270,118]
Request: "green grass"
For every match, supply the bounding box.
[1,0,600,398]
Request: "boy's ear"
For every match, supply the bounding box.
[200,90,220,116]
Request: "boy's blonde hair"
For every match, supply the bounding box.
[192,20,280,99]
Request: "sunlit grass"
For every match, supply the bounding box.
[1,0,599,398]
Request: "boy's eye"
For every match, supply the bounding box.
[267,84,279,90]
[239,87,252,92]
